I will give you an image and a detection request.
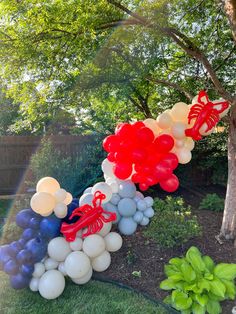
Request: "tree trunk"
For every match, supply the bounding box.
[221,115,236,239]
[223,0,236,43]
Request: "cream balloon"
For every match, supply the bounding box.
[54,188,67,202]
[175,139,185,148]
[30,192,56,216]
[170,102,189,121]
[83,234,105,258]
[143,118,160,136]
[91,250,111,272]
[48,237,71,262]
[54,203,68,218]
[92,182,112,203]
[171,122,187,139]
[185,138,195,151]
[36,177,60,194]
[176,148,192,164]
[69,237,83,251]
[97,222,112,237]
[72,267,93,285]
[63,192,73,205]
[65,251,91,279]
[191,95,199,104]
[156,112,173,129]
[104,232,123,252]
[39,270,65,300]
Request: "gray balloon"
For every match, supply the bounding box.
[118,198,136,217]
[118,217,137,235]
[104,202,121,223]
[144,207,155,218]
[140,216,150,226]
[110,193,121,206]
[133,211,144,223]
[79,193,93,206]
[118,180,136,198]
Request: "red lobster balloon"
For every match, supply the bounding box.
[185,90,229,141]
[61,191,117,242]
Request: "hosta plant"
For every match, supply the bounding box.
[160,246,236,314]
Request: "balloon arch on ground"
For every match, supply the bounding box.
[0,91,229,299]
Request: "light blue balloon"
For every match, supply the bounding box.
[79,193,93,206]
[144,196,154,207]
[133,211,144,223]
[118,198,136,217]
[144,207,155,218]
[140,216,150,226]
[118,180,136,198]
[110,193,121,205]
[104,203,121,223]
[83,187,92,194]
[118,217,137,235]
[137,200,147,211]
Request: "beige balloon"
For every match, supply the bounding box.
[54,188,67,202]
[72,267,93,285]
[175,139,185,148]
[36,177,60,194]
[63,192,73,205]
[83,234,105,258]
[143,118,160,136]
[54,203,68,218]
[185,138,195,151]
[170,102,189,121]
[30,192,56,215]
[171,122,187,139]
[91,250,111,272]
[104,232,123,252]
[176,148,192,164]
[156,112,173,129]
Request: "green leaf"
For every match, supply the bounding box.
[197,279,210,293]
[186,247,205,273]
[214,263,236,280]
[209,278,226,298]
[181,262,196,282]
[204,273,213,280]
[163,295,172,305]
[164,265,178,276]
[206,299,222,314]
[160,279,176,290]
[192,302,206,314]
[169,257,184,267]
[172,291,192,311]
[195,294,208,307]
[202,255,215,272]
[169,273,184,282]
[221,279,236,300]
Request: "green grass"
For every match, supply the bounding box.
[0,199,13,218]
[0,272,170,314]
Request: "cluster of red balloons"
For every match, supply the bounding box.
[103,122,180,192]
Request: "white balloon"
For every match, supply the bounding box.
[54,188,67,202]
[118,180,136,198]
[29,277,39,292]
[83,234,105,258]
[33,263,45,278]
[36,177,60,194]
[63,192,73,205]
[58,262,67,276]
[144,196,154,207]
[91,250,111,272]
[176,148,192,164]
[110,193,121,205]
[69,237,83,251]
[54,203,68,218]
[92,182,112,203]
[104,232,123,252]
[97,222,112,237]
[48,237,71,262]
[101,159,116,178]
[65,251,91,279]
[39,270,65,300]
[30,192,55,216]
[170,102,189,121]
[83,187,92,194]
[79,193,94,206]
[156,112,173,129]
[137,199,147,211]
[108,181,119,193]
[44,258,59,270]
[72,267,93,285]
[171,122,187,139]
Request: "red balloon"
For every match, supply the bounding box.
[146,175,157,186]
[153,161,172,181]
[139,182,149,191]
[132,121,145,131]
[162,153,179,170]
[115,150,131,163]
[160,174,179,192]
[119,138,137,150]
[103,135,120,152]
[113,162,133,180]
[136,127,154,145]
[131,148,147,163]
[107,152,115,162]
[131,173,142,183]
[115,123,134,138]
[154,134,174,152]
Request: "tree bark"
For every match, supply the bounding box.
[223,0,236,43]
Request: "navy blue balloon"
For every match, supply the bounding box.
[18,238,27,248]
[9,241,22,257]
[21,264,34,277]
[16,209,33,229]
[29,217,41,230]
[16,249,32,264]
[10,273,30,290]
[22,228,37,241]
[63,201,79,223]
[40,216,61,239]
[26,237,47,262]
[4,259,19,275]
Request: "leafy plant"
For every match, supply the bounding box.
[144,197,201,248]
[132,271,142,278]
[199,194,225,212]
[160,246,236,314]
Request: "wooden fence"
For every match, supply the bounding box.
[0,135,94,195]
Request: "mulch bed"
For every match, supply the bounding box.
[95,185,236,314]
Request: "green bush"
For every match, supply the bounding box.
[199,194,225,212]
[30,138,106,196]
[144,197,201,248]
[1,222,22,245]
[160,246,236,314]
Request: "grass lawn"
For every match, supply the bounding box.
[0,272,170,314]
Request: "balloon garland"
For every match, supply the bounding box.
[0,91,229,300]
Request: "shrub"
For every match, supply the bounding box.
[199,194,225,212]
[160,246,236,314]
[1,222,22,245]
[30,137,105,196]
[144,197,201,248]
